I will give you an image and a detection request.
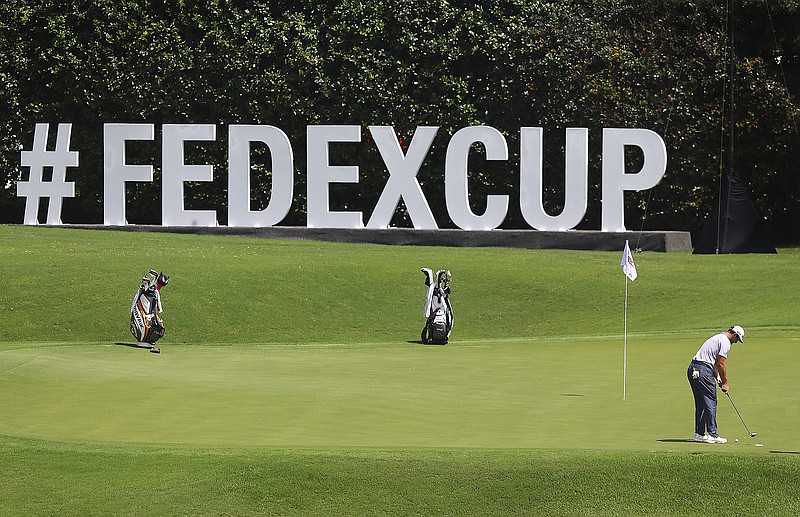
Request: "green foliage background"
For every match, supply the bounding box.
[1,0,798,241]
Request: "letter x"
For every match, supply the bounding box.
[366,126,438,229]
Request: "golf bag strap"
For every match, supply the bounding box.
[130,287,143,313]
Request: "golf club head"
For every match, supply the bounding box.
[749,432,757,437]
[157,272,169,288]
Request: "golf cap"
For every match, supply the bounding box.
[731,325,745,343]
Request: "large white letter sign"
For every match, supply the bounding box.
[520,127,589,231]
[18,123,77,225]
[162,124,218,226]
[366,126,438,229]
[228,125,293,227]
[601,128,667,232]
[307,125,363,228]
[103,123,155,225]
[445,126,509,230]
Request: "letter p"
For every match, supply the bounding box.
[601,128,667,232]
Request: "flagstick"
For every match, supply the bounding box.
[623,276,628,401]
[620,239,636,401]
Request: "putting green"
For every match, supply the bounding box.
[2,333,796,452]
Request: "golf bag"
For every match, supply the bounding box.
[420,268,454,344]
[130,269,169,345]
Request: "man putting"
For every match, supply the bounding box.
[687,325,745,444]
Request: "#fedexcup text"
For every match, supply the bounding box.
[21,123,667,231]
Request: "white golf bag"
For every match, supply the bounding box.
[130,269,169,346]
[420,268,454,344]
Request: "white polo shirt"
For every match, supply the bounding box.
[693,332,732,366]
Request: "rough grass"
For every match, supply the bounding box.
[2,226,798,344]
[2,435,799,516]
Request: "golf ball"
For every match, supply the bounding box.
[735,438,739,442]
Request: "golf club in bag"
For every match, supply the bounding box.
[130,269,169,353]
[420,268,454,344]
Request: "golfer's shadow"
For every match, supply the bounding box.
[657,439,697,443]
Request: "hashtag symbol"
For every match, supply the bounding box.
[18,123,79,225]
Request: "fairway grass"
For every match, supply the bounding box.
[1,226,799,515]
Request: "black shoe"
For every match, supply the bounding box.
[150,347,160,354]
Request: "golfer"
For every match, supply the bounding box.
[687,325,745,444]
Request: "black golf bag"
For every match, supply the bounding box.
[420,268,454,344]
[130,269,169,346]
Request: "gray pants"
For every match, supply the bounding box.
[687,361,718,437]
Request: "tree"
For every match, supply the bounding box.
[1,0,797,242]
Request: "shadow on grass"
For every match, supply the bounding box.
[114,342,159,352]
[406,340,447,346]
[115,342,140,348]
[656,440,799,452]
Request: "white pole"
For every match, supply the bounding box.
[623,276,628,401]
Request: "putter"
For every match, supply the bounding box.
[725,391,757,437]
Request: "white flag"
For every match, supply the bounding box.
[621,240,637,281]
